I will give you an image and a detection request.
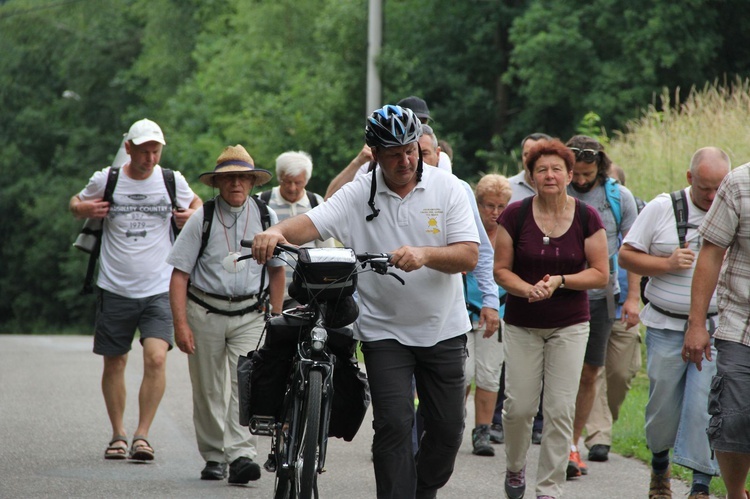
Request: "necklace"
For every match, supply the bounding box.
[538,196,568,245]
[216,199,251,273]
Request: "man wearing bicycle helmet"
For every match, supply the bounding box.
[252,104,479,499]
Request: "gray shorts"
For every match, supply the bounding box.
[707,339,750,454]
[94,289,174,356]
[583,298,614,366]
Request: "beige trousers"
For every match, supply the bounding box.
[584,320,642,448]
[503,322,589,499]
[186,295,266,463]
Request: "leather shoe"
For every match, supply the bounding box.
[228,456,261,484]
[588,444,610,462]
[201,461,227,480]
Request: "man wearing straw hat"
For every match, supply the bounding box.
[70,118,201,462]
[167,144,284,484]
[167,145,285,484]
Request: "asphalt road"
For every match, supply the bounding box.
[0,335,702,498]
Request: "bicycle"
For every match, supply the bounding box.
[237,241,404,499]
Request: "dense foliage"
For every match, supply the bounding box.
[1,0,748,332]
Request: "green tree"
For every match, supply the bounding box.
[505,0,724,141]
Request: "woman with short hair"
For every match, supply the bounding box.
[494,139,609,499]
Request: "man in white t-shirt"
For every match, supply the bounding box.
[69,119,201,462]
[619,147,730,498]
[252,105,479,499]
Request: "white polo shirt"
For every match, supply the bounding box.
[306,165,479,347]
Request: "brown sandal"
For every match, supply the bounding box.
[104,436,128,460]
[128,436,154,461]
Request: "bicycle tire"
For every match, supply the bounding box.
[274,391,296,499]
[274,472,291,499]
[296,369,322,499]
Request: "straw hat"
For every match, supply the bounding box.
[199,144,272,187]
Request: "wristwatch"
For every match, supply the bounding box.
[559,275,566,288]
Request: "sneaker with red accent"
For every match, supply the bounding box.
[567,449,588,479]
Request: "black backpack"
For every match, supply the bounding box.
[79,166,178,294]
[639,190,695,305]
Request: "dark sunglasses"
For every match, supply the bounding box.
[569,147,600,163]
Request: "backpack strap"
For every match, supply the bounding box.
[513,196,534,250]
[103,166,120,203]
[307,190,319,209]
[197,198,215,260]
[603,177,622,233]
[251,194,272,231]
[577,198,591,237]
[160,168,180,238]
[81,167,120,295]
[161,168,177,208]
[259,189,272,205]
[250,194,272,310]
[670,189,696,248]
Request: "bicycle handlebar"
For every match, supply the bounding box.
[235,240,402,283]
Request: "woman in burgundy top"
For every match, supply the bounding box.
[494,139,609,499]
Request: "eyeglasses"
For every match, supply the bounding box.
[569,147,600,163]
[479,203,506,213]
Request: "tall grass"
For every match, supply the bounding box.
[608,76,750,202]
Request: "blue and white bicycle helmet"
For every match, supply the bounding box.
[365,105,423,148]
[363,105,425,222]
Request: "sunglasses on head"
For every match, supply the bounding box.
[569,147,600,163]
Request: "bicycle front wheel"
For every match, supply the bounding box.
[295,369,322,499]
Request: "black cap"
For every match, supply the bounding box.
[397,96,430,120]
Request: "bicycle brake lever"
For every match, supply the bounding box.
[387,272,405,285]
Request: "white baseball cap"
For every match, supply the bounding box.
[125,118,166,145]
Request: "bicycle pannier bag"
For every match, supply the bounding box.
[237,346,292,427]
[328,356,371,441]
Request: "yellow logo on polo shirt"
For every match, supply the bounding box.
[422,208,443,234]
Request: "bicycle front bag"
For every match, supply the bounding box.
[292,247,358,303]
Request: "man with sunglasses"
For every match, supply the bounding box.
[564,135,640,480]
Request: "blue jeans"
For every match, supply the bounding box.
[644,327,720,475]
